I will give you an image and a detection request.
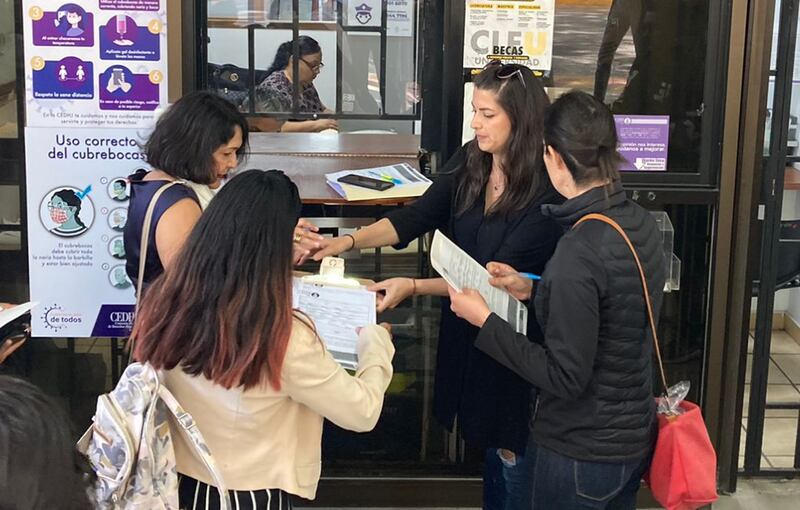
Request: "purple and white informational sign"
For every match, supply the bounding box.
[99,65,160,110]
[23,0,166,128]
[614,115,670,172]
[31,4,95,47]
[23,1,167,337]
[99,15,160,61]
[32,57,94,99]
[99,0,160,11]
[24,127,144,337]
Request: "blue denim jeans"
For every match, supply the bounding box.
[483,448,532,510]
[526,440,652,510]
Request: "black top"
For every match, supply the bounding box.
[124,170,199,288]
[385,143,563,453]
[475,180,665,462]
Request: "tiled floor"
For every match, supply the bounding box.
[307,478,800,510]
[741,331,800,469]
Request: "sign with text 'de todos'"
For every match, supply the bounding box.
[23,0,168,336]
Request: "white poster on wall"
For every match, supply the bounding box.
[388,0,414,37]
[345,0,382,28]
[22,0,168,337]
[23,0,168,129]
[25,127,146,337]
[463,0,555,71]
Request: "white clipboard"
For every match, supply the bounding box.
[293,258,376,370]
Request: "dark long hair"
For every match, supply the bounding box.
[132,170,301,390]
[544,91,624,185]
[144,91,249,185]
[0,376,95,510]
[53,189,86,228]
[266,36,321,76]
[457,63,550,216]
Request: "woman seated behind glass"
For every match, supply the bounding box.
[252,36,338,133]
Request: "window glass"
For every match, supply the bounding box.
[205,0,421,133]
[547,2,709,173]
[0,0,18,139]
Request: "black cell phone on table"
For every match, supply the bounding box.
[337,174,395,191]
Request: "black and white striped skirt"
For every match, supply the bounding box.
[178,474,294,510]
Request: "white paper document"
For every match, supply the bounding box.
[430,230,528,335]
[292,278,376,370]
[0,302,37,330]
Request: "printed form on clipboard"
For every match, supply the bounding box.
[291,258,376,370]
[430,230,528,335]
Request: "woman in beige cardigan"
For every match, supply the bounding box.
[132,169,394,510]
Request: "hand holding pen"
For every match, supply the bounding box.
[486,261,538,301]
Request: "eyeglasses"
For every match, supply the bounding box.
[483,60,527,89]
[300,57,324,73]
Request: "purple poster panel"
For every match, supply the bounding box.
[32,57,94,100]
[99,0,160,11]
[614,115,670,172]
[91,304,135,337]
[31,4,94,47]
[100,15,160,61]
[99,65,160,110]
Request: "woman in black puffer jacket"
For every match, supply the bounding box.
[449,90,666,510]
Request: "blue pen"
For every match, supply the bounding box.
[519,272,542,281]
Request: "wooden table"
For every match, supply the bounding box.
[785,166,800,191]
[245,133,422,205]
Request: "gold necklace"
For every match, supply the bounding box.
[490,173,505,192]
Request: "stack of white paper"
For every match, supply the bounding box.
[326,163,431,201]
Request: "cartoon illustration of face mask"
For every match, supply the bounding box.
[48,198,73,224]
[112,267,127,284]
[113,240,125,257]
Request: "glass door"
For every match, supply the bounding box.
[744,0,800,476]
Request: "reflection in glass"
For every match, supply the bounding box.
[0,0,17,138]
[207,0,250,18]
[549,1,708,172]
[205,1,421,132]
[256,38,323,116]
[207,27,252,110]
[266,0,336,21]
[341,32,382,115]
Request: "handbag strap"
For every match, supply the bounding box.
[136,180,186,304]
[573,213,670,395]
[128,180,185,363]
[157,384,231,510]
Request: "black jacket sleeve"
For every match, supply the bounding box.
[383,145,467,247]
[474,236,606,399]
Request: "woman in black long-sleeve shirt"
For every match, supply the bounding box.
[450,91,665,510]
[314,62,562,510]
